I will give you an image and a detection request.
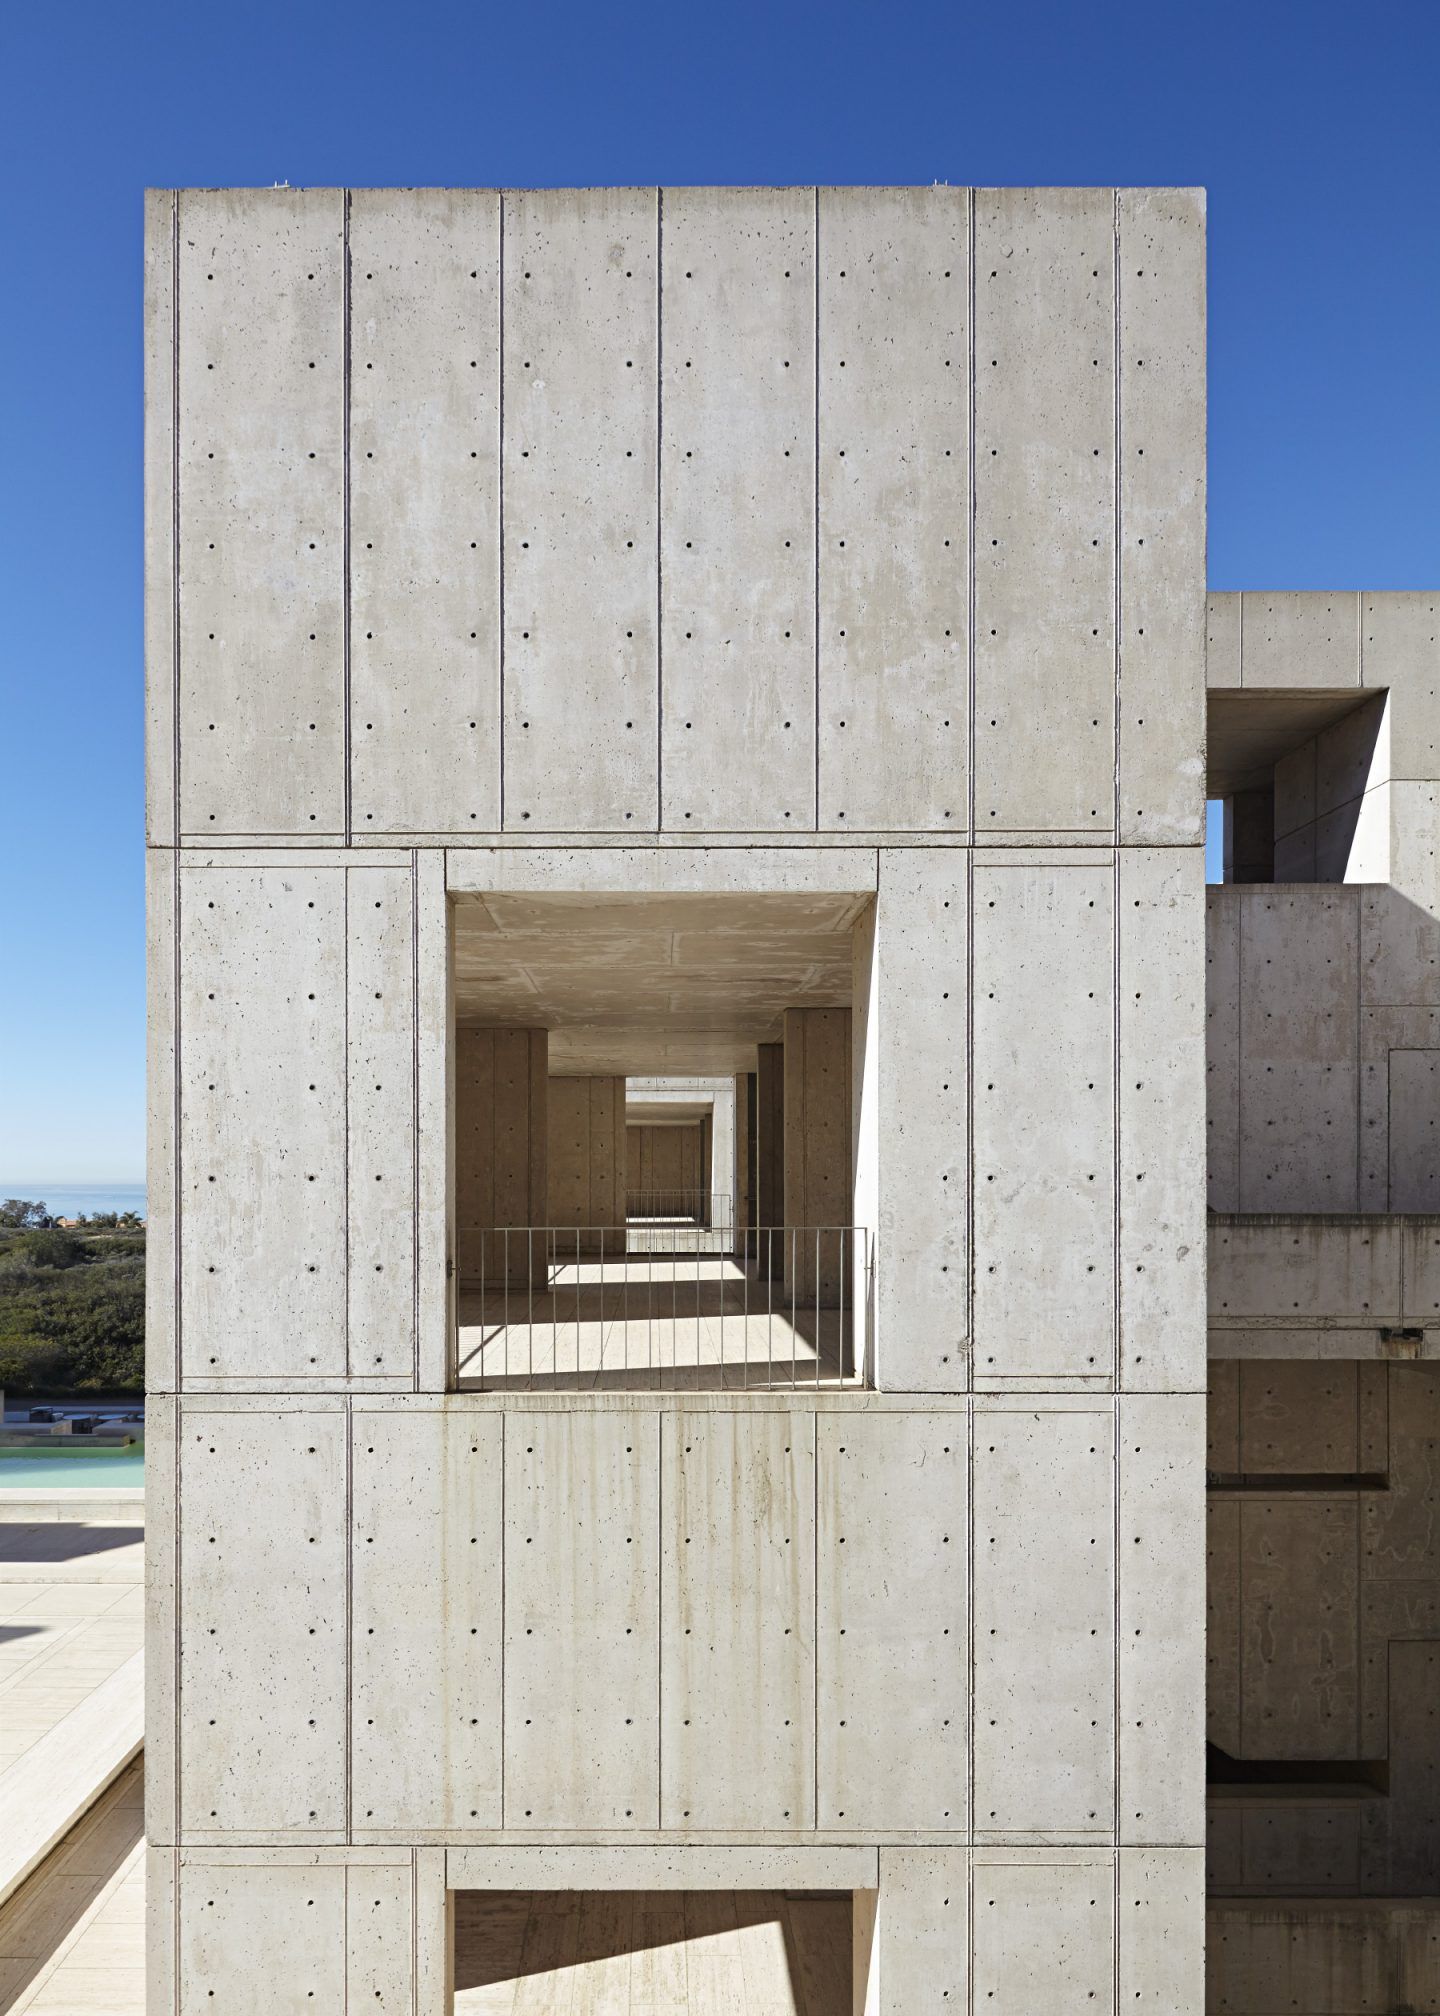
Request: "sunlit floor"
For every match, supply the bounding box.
[0,1524,143,1777]
[454,1889,852,2015]
[0,1757,144,2014]
[457,1256,855,1392]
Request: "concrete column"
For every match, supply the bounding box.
[455,1026,547,1284]
[707,1080,735,1234]
[546,1075,626,1256]
[783,1006,853,1304]
[755,1041,785,1279]
[734,1071,753,1258]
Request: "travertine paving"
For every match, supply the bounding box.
[0,1523,143,1777]
[0,1757,144,2014]
[454,1888,851,2015]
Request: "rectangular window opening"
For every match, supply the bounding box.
[446,889,876,1393]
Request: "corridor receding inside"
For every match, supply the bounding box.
[449,890,872,1391]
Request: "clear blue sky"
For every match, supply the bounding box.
[1,0,1435,1180]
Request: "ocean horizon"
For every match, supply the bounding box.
[2,1181,147,1219]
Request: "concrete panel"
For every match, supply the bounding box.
[1235,888,1359,1212]
[660,188,815,831]
[1206,887,1241,1212]
[504,1412,660,1829]
[1207,1499,1242,1753]
[178,1860,347,2013]
[179,1409,347,1835]
[147,850,178,1391]
[816,1415,966,1830]
[782,1006,852,1301]
[1240,1498,1359,1759]
[347,866,417,1376]
[1208,1361,1241,1471]
[1207,1897,1440,2015]
[973,862,1115,1379]
[1120,849,1206,1390]
[145,191,176,845]
[346,1862,415,2012]
[1117,188,1206,844]
[875,851,967,1389]
[454,1026,547,1281]
[1237,1362,1360,1474]
[448,843,879,897]
[548,1076,626,1240]
[660,1411,814,1829]
[1241,1801,1362,1891]
[352,1410,502,1830]
[1365,590,1440,779]
[175,1856,415,2015]
[1119,1396,1205,1846]
[349,188,500,832]
[1239,591,1361,689]
[416,852,453,1390]
[177,188,344,836]
[1274,737,1318,840]
[1390,1050,1440,1208]
[1119,1847,1204,2016]
[502,189,658,831]
[1206,591,1241,689]
[1378,1639,1440,1893]
[1316,694,1387,817]
[970,1854,1113,2009]
[1362,1362,1440,1582]
[1403,1219,1440,1327]
[816,186,968,831]
[1360,883,1440,1008]
[973,1405,1114,1835]
[446,1844,878,1889]
[179,865,347,1378]
[973,187,1115,832]
[872,1848,967,2014]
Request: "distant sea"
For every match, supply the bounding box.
[2,1182,147,1221]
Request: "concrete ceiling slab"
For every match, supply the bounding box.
[1208,689,1383,797]
[454,891,865,1076]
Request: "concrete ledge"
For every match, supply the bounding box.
[1208,1212,1440,1356]
[0,1649,144,1906]
[0,1488,146,1523]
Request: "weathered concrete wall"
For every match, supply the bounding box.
[1207,884,1440,1213]
[625,1122,704,1197]
[547,1075,625,1246]
[1206,1359,1440,1899]
[1208,1212,1440,1357]
[455,1027,547,1281]
[147,184,1207,2011]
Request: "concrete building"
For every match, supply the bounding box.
[140,183,1434,2012]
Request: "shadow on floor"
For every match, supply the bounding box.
[454,1889,851,2014]
[0,1525,142,1565]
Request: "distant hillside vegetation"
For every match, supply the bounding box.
[0,1204,144,1392]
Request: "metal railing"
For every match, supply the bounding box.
[454,1225,870,1392]
[624,1189,731,1225]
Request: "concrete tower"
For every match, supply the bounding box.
[145,186,1207,2011]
